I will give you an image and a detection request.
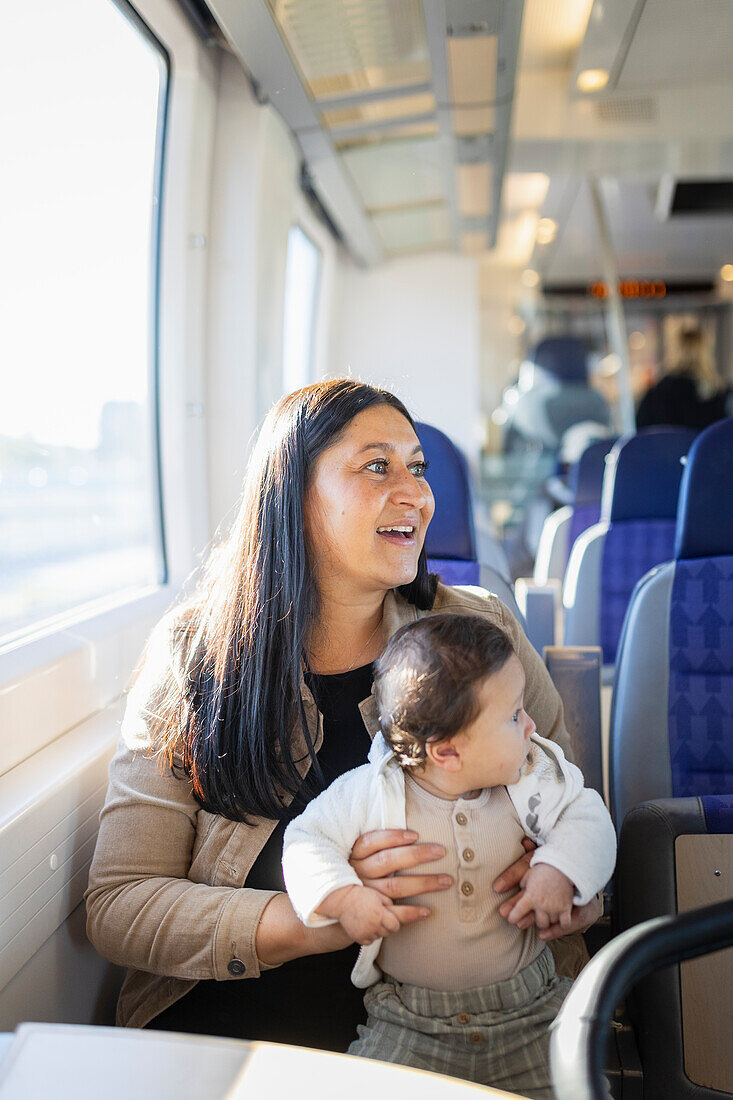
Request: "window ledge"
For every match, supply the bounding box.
[0,586,176,778]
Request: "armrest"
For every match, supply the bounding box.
[544,646,603,799]
[549,899,733,1100]
[515,578,561,654]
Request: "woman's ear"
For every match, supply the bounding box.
[426,737,463,773]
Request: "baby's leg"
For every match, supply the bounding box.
[349,950,573,1100]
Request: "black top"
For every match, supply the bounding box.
[636,373,731,431]
[146,663,374,1051]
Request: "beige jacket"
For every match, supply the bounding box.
[85,583,581,1029]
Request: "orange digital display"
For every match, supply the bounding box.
[588,280,667,299]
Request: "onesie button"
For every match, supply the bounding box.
[469,1033,483,1045]
[461,881,474,896]
[455,812,468,826]
[462,848,474,862]
[227,959,246,976]
[457,1012,471,1024]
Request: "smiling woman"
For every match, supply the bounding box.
[85,377,596,1049]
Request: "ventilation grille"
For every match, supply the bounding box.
[594,95,659,124]
[266,0,429,97]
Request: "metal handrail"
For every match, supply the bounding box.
[549,899,733,1100]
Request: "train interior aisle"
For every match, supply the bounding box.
[1,0,732,1097]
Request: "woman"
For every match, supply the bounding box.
[86,379,599,1048]
[637,327,732,430]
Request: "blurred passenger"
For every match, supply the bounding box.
[636,327,732,430]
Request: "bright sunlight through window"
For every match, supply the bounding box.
[0,0,168,643]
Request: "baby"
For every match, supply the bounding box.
[283,614,616,1100]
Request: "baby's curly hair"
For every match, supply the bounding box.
[374,614,514,767]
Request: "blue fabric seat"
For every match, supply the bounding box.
[563,427,695,668]
[609,417,733,1099]
[416,422,524,624]
[534,437,616,585]
[502,336,612,456]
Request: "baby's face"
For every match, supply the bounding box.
[450,654,535,792]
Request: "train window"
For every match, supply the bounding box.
[282,225,322,394]
[0,0,168,644]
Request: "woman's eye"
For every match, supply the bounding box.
[512,711,520,722]
[365,459,389,474]
[410,460,429,477]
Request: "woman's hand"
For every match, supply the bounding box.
[349,829,452,927]
[255,892,353,967]
[493,837,603,940]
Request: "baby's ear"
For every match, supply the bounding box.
[426,737,462,772]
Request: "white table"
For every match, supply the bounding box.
[0,1023,522,1099]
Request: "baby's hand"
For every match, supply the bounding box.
[317,884,402,946]
[505,864,575,931]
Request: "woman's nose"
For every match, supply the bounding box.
[390,465,428,508]
[524,714,535,738]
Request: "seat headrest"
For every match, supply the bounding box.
[602,427,696,523]
[675,417,733,559]
[530,337,589,383]
[569,437,618,506]
[416,422,476,561]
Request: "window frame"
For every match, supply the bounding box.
[0,0,212,777]
[282,221,323,393]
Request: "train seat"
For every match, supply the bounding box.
[502,337,612,456]
[416,422,524,623]
[534,437,617,586]
[607,418,733,1097]
[563,427,695,672]
[610,417,733,828]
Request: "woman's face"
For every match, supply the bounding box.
[305,404,435,601]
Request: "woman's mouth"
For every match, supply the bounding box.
[376,525,416,545]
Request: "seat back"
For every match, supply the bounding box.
[599,427,694,663]
[416,421,477,574]
[566,438,617,561]
[607,420,733,1099]
[610,418,733,825]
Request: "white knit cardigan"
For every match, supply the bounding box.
[282,731,616,988]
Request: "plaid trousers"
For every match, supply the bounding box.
[348,946,571,1100]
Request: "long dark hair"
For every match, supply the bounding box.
[155,379,438,821]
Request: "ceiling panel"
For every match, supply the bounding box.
[543,179,733,283]
[519,0,594,69]
[617,0,733,91]
[372,204,451,253]
[448,36,497,136]
[457,163,492,218]
[266,0,431,99]
[341,135,446,211]
[321,91,435,129]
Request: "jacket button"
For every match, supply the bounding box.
[457,1012,471,1024]
[228,959,246,976]
[469,1032,483,1045]
[462,848,474,862]
[461,881,474,896]
[455,812,468,826]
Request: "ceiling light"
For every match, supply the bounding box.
[521,268,540,288]
[721,264,733,282]
[536,218,557,244]
[577,69,609,93]
[508,316,526,336]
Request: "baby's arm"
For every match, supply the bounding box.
[505,864,575,931]
[282,767,373,927]
[317,884,401,945]
[513,736,616,906]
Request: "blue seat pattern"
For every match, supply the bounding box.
[701,793,733,832]
[668,554,733,797]
[416,421,476,563]
[600,518,677,663]
[427,558,480,586]
[567,502,601,562]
